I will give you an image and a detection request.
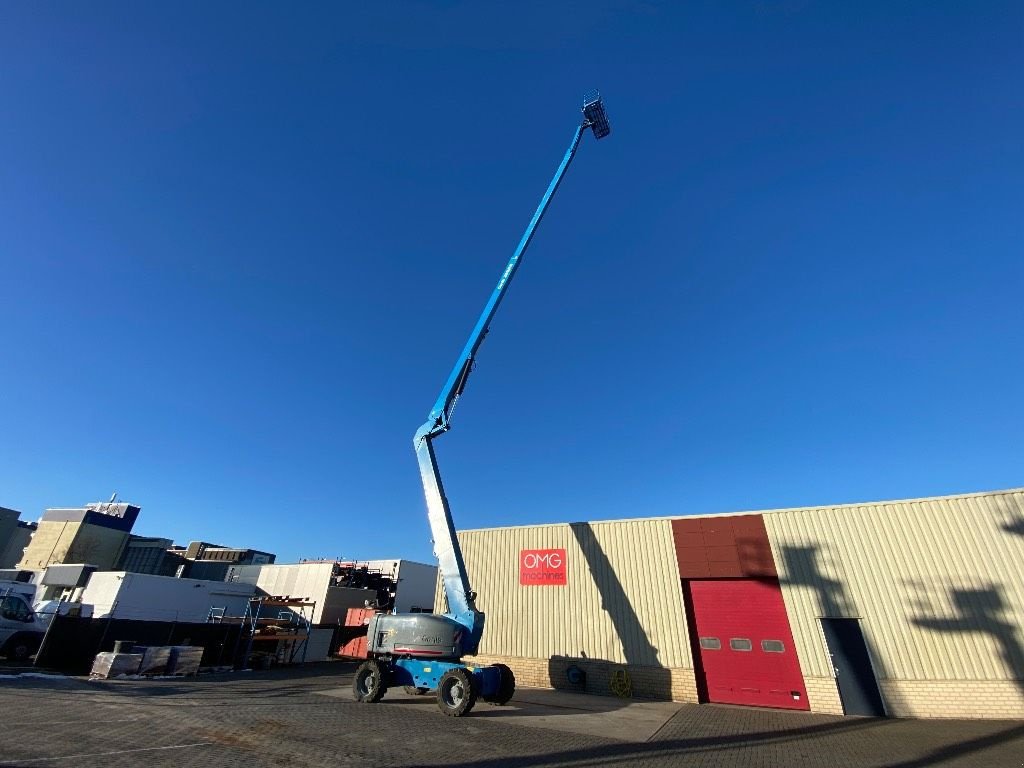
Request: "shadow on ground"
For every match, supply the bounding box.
[401,714,1024,768]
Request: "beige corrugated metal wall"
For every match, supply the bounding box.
[435,487,1022,714]
[763,489,1024,682]
[452,519,692,669]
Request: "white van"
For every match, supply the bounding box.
[1,590,46,661]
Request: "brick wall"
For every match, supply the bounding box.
[465,653,1024,719]
[468,653,698,703]
[803,675,843,715]
[880,679,1024,719]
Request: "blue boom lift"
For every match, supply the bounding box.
[352,92,611,717]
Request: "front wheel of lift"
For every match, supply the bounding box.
[353,660,387,703]
[484,663,516,705]
[437,668,476,717]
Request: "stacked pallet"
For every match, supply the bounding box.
[138,646,171,675]
[167,646,203,676]
[88,645,204,678]
[90,652,143,679]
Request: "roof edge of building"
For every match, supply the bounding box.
[459,486,1024,534]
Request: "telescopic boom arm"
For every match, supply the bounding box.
[414,94,610,648]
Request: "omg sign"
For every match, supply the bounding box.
[519,548,567,586]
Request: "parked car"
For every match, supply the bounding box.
[1,592,46,661]
[32,599,93,627]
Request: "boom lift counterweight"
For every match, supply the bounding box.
[353,92,610,716]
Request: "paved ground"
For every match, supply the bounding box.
[1,662,1022,767]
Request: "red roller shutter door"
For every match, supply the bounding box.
[688,579,808,710]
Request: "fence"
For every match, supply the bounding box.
[35,614,247,673]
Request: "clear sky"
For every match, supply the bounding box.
[2,2,1021,565]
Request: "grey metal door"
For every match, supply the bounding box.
[820,618,885,716]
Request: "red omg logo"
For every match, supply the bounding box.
[519,548,567,586]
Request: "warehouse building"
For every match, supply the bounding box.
[167,541,275,580]
[0,505,36,568]
[446,487,1024,719]
[17,501,140,571]
[228,559,438,625]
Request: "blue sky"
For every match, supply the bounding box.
[2,2,1021,564]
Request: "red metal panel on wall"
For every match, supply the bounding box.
[708,560,742,578]
[700,520,735,546]
[672,515,777,578]
[687,578,808,710]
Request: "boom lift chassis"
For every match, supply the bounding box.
[353,92,610,716]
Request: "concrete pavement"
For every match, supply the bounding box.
[0,662,1021,767]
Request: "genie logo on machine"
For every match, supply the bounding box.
[519,548,567,585]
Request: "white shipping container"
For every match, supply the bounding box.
[80,572,256,623]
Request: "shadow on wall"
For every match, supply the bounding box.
[909,583,1024,700]
[996,492,1024,538]
[1003,515,1024,537]
[735,536,777,576]
[780,545,857,619]
[545,524,672,699]
[547,653,674,701]
[779,545,890,708]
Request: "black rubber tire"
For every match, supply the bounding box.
[3,633,41,662]
[404,685,429,695]
[353,660,387,703]
[484,663,516,705]
[436,667,477,717]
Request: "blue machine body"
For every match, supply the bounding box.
[390,658,504,697]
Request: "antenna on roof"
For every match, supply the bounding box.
[108,492,118,503]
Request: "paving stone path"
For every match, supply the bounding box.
[0,663,1021,767]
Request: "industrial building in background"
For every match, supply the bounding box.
[115,536,176,576]
[165,541,275,580]
[8,500,277,580]
[1,495,438,669]
[443,487,1024,720]
[115,537,275,578]
[228,559,436,625]
[16,501,140,571]
[0,506,36,568]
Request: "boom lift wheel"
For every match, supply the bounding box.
[437,667,477,717]
[353,660,387,703]
[483,663,516,705]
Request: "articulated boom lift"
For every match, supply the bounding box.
[353,92,610,717]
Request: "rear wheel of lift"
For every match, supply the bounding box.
[437,668,476,717]
[404,685,429,695]
[353,660,387,703]
[484,663,516,705]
